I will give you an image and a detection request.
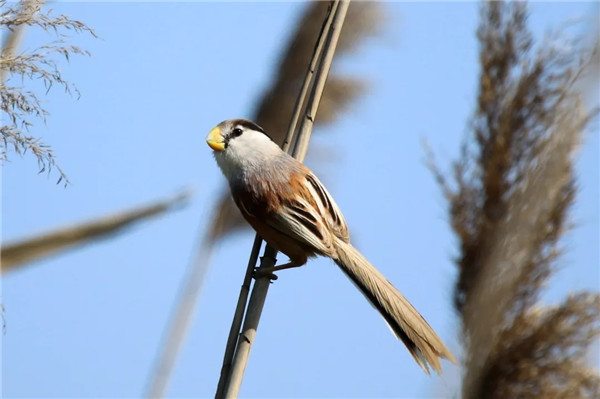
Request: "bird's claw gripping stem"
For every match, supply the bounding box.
[252,262,300,280]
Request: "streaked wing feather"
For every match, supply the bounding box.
[267,197,332,254]
[265,168,349,257]
[304,172,349,242]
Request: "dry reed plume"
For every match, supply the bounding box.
[1,0,96,184]
[429,2,599,398]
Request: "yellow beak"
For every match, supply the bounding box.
[206,126,226,151]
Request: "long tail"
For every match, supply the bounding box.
[332,237,455,375]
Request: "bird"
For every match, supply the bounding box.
[206,118,456,375]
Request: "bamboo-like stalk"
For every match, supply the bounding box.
[221,2,350,398]
[212,235,263,399]
[222,245,278,399]
[213,4,339,398]
[292,3,349,161]
[280,0,340,153]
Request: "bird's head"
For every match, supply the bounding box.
[206,119,281,180]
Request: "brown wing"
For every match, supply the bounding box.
[264,168,350,259]
[231,166,349,260]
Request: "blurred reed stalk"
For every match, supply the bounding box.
[2,191,190,272]
[145,2,382,397]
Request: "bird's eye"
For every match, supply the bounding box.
[232,128,243,137]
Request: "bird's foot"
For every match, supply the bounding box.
[253,262,300,280]
[252,268,278,281]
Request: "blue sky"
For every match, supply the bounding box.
[2,2,598,398]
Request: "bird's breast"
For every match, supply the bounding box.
[231,177,284,218]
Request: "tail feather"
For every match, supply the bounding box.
[332,237,455,375]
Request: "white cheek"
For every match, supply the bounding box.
[227,135,266,162]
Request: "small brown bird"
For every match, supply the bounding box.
[206,118,455,374]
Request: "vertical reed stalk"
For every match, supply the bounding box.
[217,1,351,397]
